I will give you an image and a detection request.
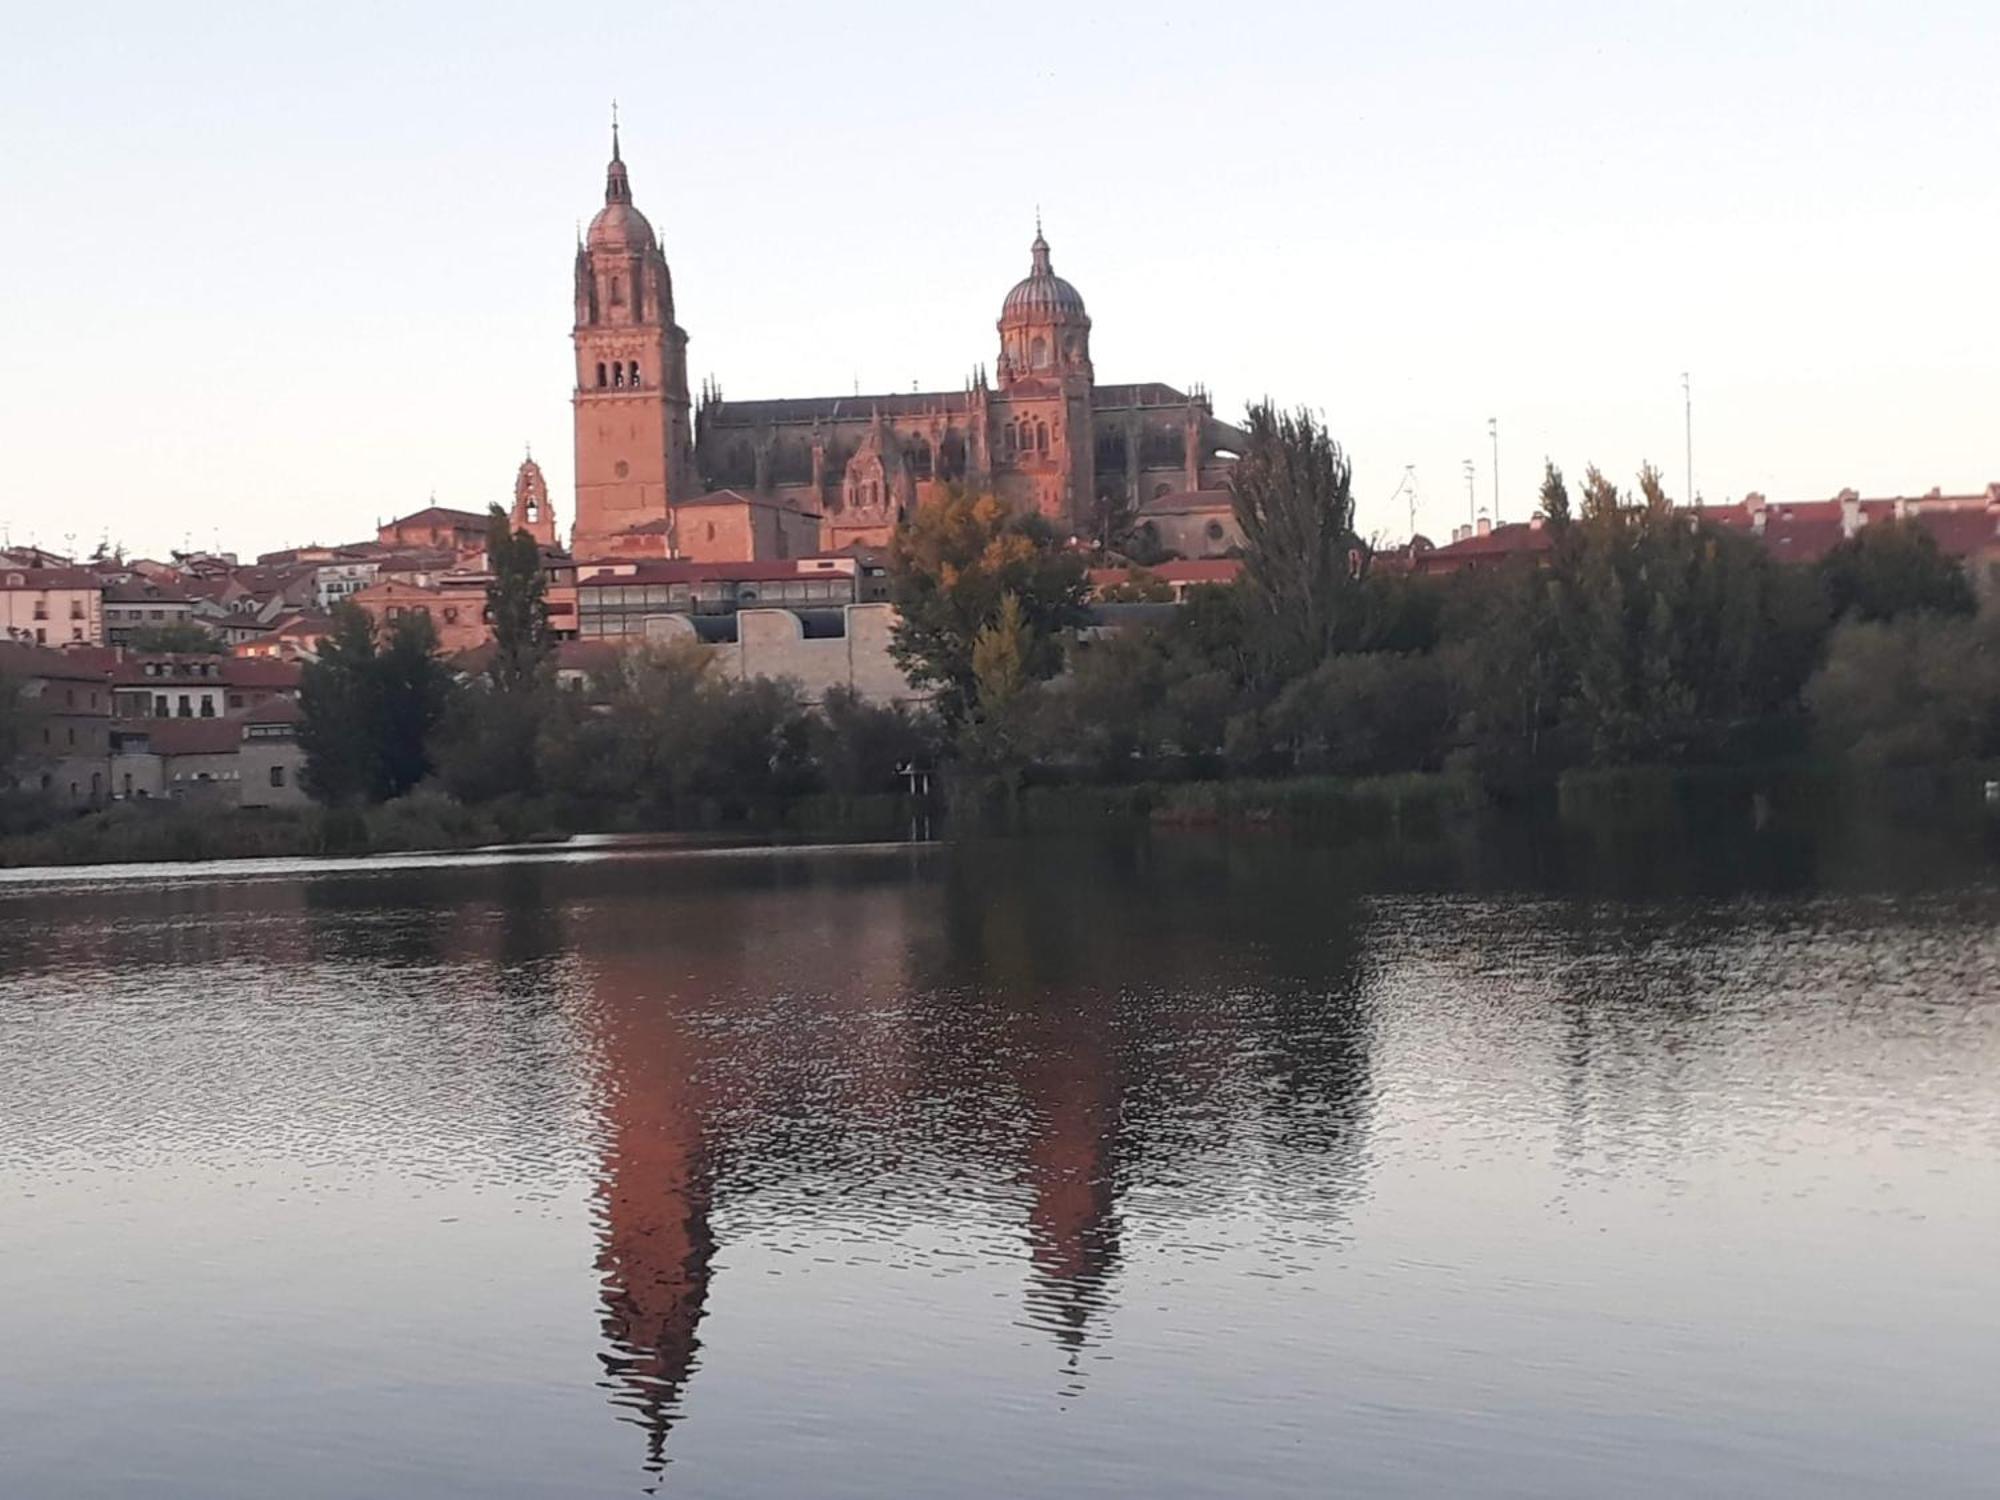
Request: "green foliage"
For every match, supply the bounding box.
[808,686,940,796]
[888,485,1090,722]
[1266,651,1455,776]
[1229,401,1357,679]
[1817,518,1976,623]
[124,621,226,653]
[1807,612,2000,765]
[484,505,552,689]
[298,604,454,804]
[536,643,818,822]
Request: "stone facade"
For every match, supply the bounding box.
[648,602,921,706]
[569,127,695,558]
[568,138,1245,560]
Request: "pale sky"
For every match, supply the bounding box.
[4,1,1996,559]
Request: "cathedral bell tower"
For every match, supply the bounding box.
[511,453,557,549]
[571,121,692,558]
[993,222,1095,529]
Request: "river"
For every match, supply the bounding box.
[2,829,1997,1497]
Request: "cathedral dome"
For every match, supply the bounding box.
[586,126,656,253]
[1000,229,1087,324]
[587,199,656,253]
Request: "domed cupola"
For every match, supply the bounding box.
[585,122,658,254]
[997,220,1092,390]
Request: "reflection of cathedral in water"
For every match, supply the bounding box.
[549,840,1377,1476]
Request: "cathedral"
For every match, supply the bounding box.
[570,127,1246,561]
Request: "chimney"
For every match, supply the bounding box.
[1476,515,1492,538]
[1752,508,1768,537]
[1840,493,1861,538]
[1529,513,1545,531]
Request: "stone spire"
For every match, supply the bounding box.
[605,105,631,205]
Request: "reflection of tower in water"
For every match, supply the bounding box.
[1019,1039,1124,1368]
[586,945,721,1485]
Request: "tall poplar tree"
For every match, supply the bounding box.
[1229,401,1357,679]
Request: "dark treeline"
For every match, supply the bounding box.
[904,406,1998,796]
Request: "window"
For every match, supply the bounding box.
[177,695,191,717]
[199,699,215,719]
[69,600,83,619]
[154,694,168,716]
[1030,336,1048,369]
[596,362,608,388]
[1206,520,1226,542]
[612,362,624,388]
[228,694,243,710]
[1036,422,1048,454]
[32,603,46,620]
[270,765,286,789]
[443,608,458,624]
[628,360,640,387]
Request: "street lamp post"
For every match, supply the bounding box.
[1682,372,1694,507]
[1488,417,1499,523]
[1463,458,1476,528]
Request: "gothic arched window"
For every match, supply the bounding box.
[1036,422,1048,454]
[1030,337,1048,369]
[596,363,607,389]
[628,360,641,387]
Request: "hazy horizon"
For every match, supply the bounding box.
[5,1,1996,560]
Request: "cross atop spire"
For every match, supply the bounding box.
[604,103,632,205]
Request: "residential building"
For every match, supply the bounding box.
[101,579,196,646]
[0,567,102,647]
[0,642,112,806]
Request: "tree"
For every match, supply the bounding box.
[1818,518,1976,623]
[374,611,454,799]
[1539,461,1572,527]
[809,687,938,796]
[432,507,560,803]
[298,606,383,805]
[483,505,552,690]
[126,621,225,654]
[1229,401,1357,679]
[1808,612,2000,764]
[298,604,454,804]
[888,485,1090,723]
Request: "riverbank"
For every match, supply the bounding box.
[5,762,1995,869]
[0,789,927,869]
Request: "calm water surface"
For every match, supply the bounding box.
[2,831,1997,1497]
